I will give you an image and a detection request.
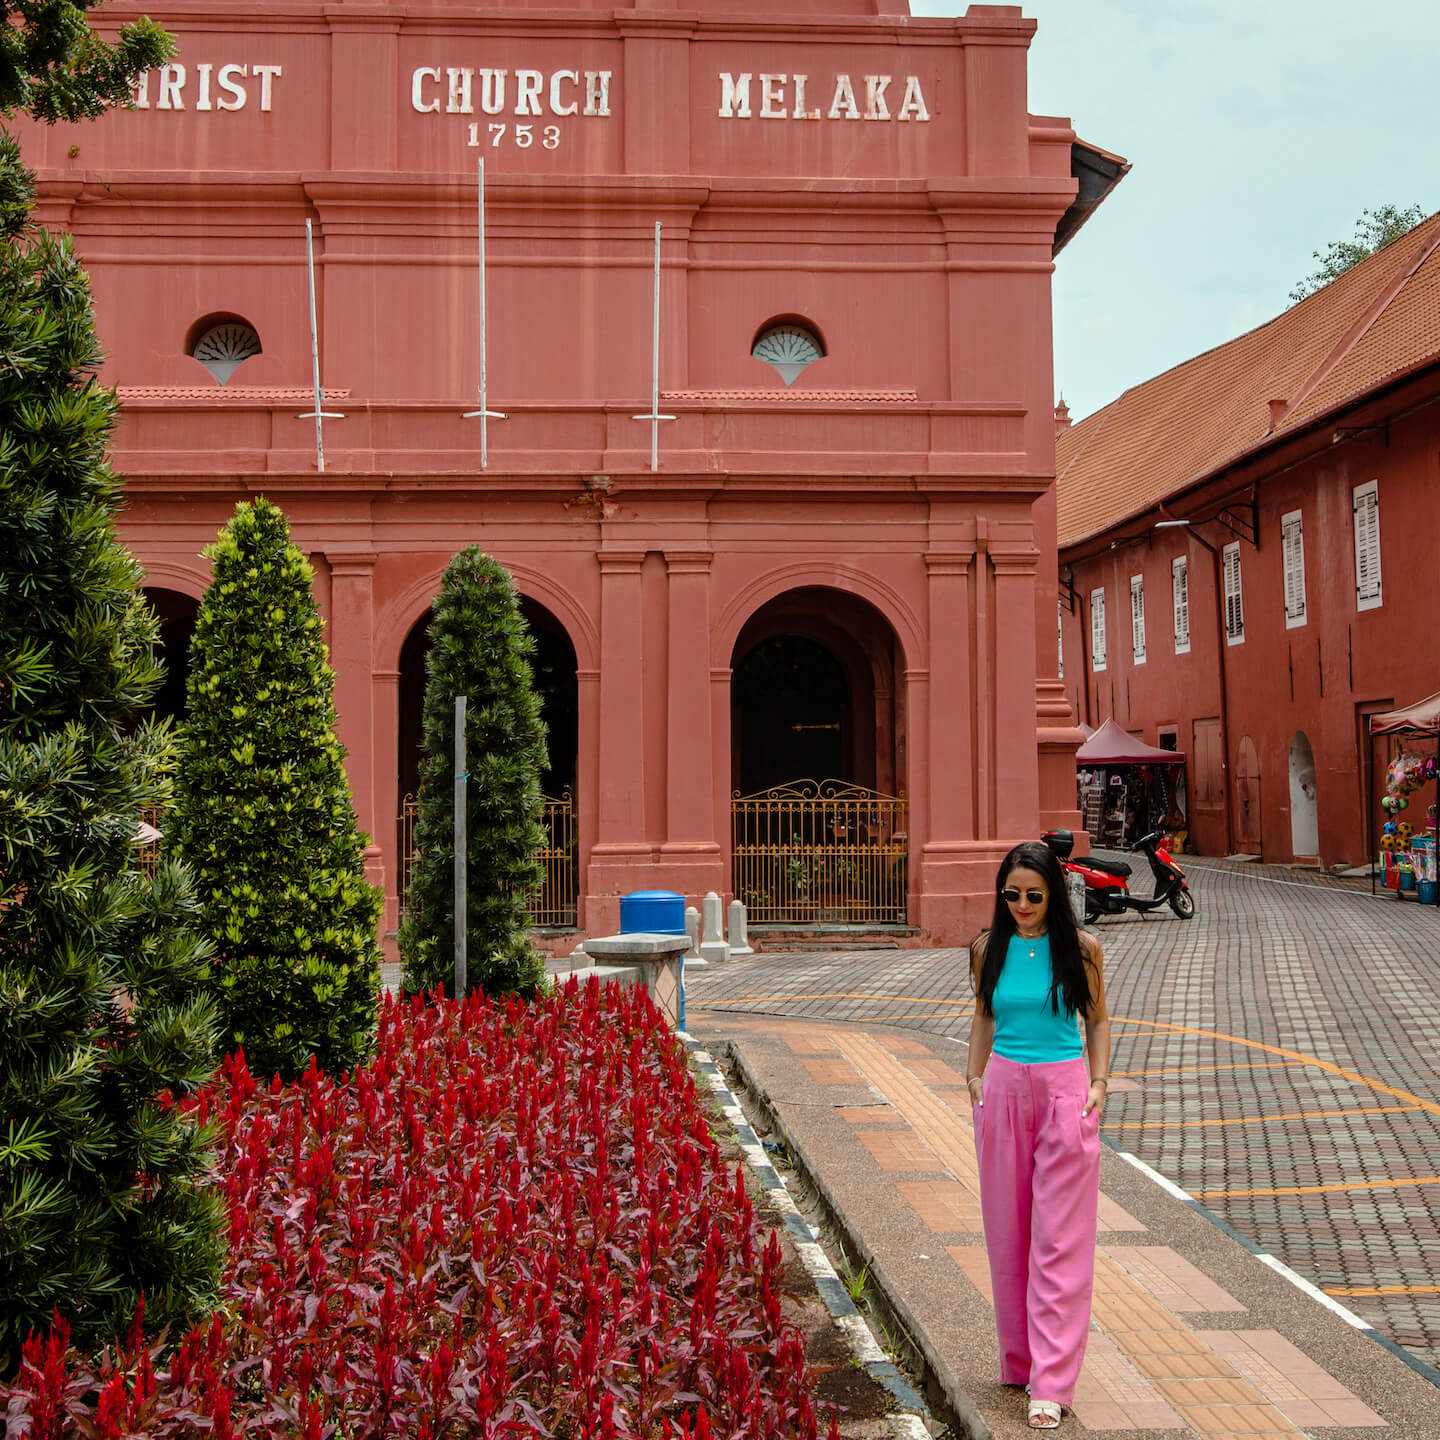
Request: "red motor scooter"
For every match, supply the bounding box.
[1041,828,1195,922]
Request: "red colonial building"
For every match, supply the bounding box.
[1057,212,1440,866]
[20,0,1121,947]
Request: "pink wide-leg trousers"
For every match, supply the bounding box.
[973,1053,1100,1406]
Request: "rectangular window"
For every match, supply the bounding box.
[1222,541,1244,645]
[1353,479,1382,611]
[1090,587,1106,671]
[1281,509,1307,628]
[1130,574,1146,665]
[1057,600,1064,679]
[1172,555,1190,654]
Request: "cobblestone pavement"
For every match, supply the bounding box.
[685,856,1440,1374]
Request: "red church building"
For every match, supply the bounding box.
[21,0,1122,947]
[1057,213,1440,867]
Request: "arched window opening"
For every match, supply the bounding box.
[750,318,826,387]
[188,315,262,385]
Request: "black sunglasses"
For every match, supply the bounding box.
[1001,887,1046,905]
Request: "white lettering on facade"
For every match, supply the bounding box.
[447,67,473,114]
[583,70,610,116]
[515,70,544,115]
[478,69,506,115]
[718,72,751,119]
[409,66,611,118]
[863,75,890,120]
[759,73,787,118]
[217,64,248,110]
[136,60,282,113]
[715,71,930,123]
[413,66,441,113]
[156,64,186,110]
[896,75,930,121]
[791,74,820,120]
[549,70,579,116]
[828,74,859,120]
[254,65,281,111]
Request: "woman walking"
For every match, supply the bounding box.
[966,841,1110,1429]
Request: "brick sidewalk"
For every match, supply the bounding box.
[689,1011,1438,1439]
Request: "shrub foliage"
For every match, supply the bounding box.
[0,134,221,1366]
[399,547,547,998]
[170,497,381,1081]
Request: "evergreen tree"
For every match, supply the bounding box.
[0,134,221,1367]
[400,548,547,998]
[170,498,382,1081]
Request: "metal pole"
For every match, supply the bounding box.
[649,220,661,472]
[305,219,325,472]
[299,218,345,472]
[462,156,506,464]
[453,694,468,998]
[630,220,674,470]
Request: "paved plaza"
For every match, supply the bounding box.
[684,854,1440,1436]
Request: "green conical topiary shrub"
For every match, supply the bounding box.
[399,547,547,998]
[0,135,222,1366]
[170,497,381,1081]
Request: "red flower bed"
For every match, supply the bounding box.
[4,980,841,1439]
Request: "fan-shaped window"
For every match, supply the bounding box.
[189,319,262,385]
[751,320,825,388]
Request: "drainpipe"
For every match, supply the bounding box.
[1156,517,1234,856]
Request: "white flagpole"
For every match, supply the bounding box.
[298,218,344,473]
[631,220,675,472]
[462,156,506,466]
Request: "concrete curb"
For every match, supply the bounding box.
[685,1037,934,1440]
[700,1035,990,1440]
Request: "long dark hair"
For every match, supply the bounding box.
[975,841,1093,1019]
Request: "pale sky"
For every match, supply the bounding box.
[909,0,1438,420]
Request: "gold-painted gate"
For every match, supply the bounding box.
[731,780,907,925]
[397,791,577,929]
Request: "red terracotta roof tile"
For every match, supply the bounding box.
[1056,211,1440,548]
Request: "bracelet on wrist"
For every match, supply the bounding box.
[1091,1076,1109,1087]
[966,1075,983,1085]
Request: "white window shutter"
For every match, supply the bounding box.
[1090,588,1107,671]
[1353,480,1382,611]
[1223,541,1244,645]
[1130,575,1146,665]
[1172,555,1190,655]
[1282,509,1307,628]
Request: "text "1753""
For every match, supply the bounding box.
[469,122,561,149]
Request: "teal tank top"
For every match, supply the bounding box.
[989,933,1084,1063]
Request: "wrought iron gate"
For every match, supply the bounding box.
[398,790,577,928]
[731,780,907,925]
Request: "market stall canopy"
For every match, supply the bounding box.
[1076,717,1186,765]
[1369,690,1440,737]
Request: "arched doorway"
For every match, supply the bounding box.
[136,587,200,874]
[1288,731,1319,861]
[1235,734,1262,855]
[396,594,579,927]
[142,588,200,728]
[729,587,906,926]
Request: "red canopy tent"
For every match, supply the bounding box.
[1075,717,1185,765]
[1369,690,1440,737]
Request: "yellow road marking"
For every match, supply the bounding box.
[1197,1175,1440,1198]
[1115,1061,1296,1077]
[710,992,976,1009]
[1105,1104,1421,1131]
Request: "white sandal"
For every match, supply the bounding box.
[1028,1399,1063,1429]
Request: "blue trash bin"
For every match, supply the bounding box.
[619,889,686,935]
